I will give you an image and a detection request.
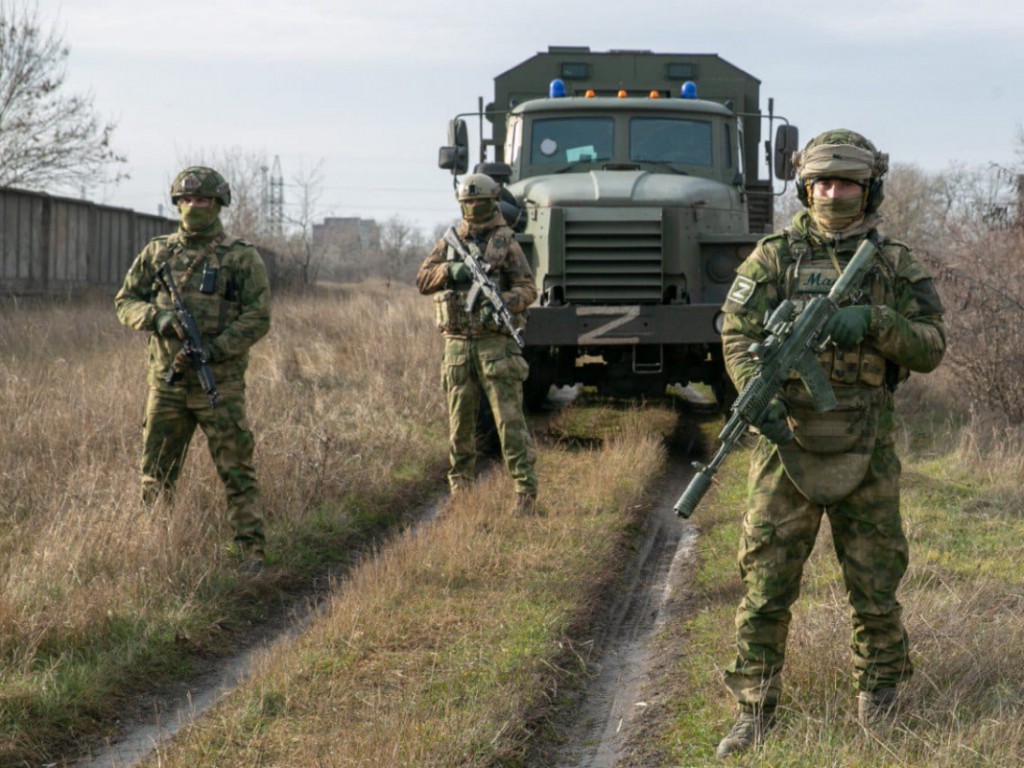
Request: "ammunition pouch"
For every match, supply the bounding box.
[433,290,470,335]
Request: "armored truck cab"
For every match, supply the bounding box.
[439,47,797,406]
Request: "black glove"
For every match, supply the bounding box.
[755,398,793,444]
[823,305,872,348]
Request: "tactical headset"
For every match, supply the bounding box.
[796,175,885,213]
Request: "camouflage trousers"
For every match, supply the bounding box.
[140,379,264,545]
[723,438,912,710]
[441,334,538,496]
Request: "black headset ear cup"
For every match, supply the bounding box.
[866,178,884,212]
[796,176,809,207]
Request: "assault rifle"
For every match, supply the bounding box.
[155,263,219,408]
[442,227,525,348]
[674,237,879,518]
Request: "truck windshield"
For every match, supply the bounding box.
[629,117,713,166]
[530,117,614,166]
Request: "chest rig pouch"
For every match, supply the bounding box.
[433,289,470,334]
[433,235,509,337]
[775,239,888,504]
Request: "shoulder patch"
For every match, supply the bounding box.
[727,275,757,306]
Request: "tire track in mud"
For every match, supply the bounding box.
[538,454,699,768]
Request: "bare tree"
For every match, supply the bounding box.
[281,160,329,288]
[378,215,426,287]
[0,0,125,191]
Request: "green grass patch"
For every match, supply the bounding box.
[640,407,1024,767]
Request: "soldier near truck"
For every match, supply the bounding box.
[713,130,946,757]
[417,173,539,514]
[114,166,271,566]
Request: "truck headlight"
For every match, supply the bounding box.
[713,312,726,335]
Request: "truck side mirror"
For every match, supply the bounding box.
[773,125,799,180]
[438,119,470,174]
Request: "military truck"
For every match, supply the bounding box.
[438,46,798,407]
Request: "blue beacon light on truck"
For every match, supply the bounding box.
[549,78,567,98]
[680,81,697,99]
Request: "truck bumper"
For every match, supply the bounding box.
[523,304,723,347]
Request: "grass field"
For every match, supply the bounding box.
[632,379,1024,767]
[3,289,1021,767]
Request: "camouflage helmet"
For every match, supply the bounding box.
[455,173,500,202]
[792,129,889,211]
[170,166,232,207]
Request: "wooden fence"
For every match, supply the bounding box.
[0,186,178,296]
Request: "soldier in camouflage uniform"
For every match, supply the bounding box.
[115,167,271,561]
[417,173,539,512]
[714,131,946,757]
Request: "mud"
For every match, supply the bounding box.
[537,457,699,768]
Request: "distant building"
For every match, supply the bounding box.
[311,216,381,282]
[313,217,379,254]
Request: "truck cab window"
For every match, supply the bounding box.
[629,117,713,167]
[530,117,614,166]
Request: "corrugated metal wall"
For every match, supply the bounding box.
[0,187,177,295]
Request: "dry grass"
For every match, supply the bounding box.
[646,380,1024,767]
[0,282,448,761]
[144,409,670,765]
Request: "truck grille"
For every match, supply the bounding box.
[564,217,663,302]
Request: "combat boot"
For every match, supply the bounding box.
[857,686,897,727]
[716,707,776,759]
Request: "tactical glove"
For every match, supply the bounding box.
[172,348,190,374]
[480,303,497,329]
[155,310,183,339]
[823,305,872,348]
[447,261,471,284]
[755,398,793,444]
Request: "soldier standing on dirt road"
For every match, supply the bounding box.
[115,166,271,567]
[713,130,946,758]
[416,173,540,513]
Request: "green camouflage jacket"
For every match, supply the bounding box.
[115,227,271,387]
[721,211,945,442]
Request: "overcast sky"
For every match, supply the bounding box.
[27,0,1024,231]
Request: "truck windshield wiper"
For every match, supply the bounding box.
[634,160,691,174]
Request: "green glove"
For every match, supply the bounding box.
[480,303,497,329]
[755,398,793,444]
[823,305,872,348]
[447,261,471,284]
[155,310,182,339]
